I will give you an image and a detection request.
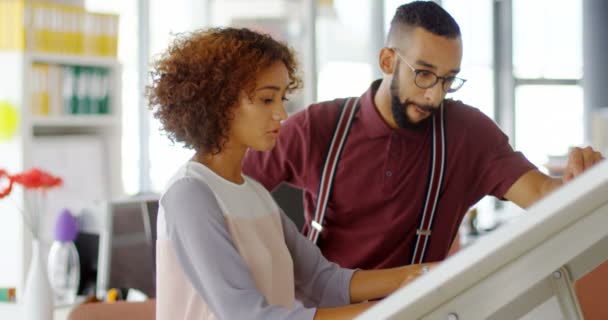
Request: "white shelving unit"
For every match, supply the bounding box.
[0,50,123,295]
[30,114,120,127]
[26,52,120,68]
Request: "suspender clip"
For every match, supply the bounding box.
[416,229,432,236]
[311,220,324,232]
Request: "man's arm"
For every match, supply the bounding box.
[503,169,560,208]
[504,146,604,208]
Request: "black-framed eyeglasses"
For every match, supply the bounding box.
[391,48,467,93]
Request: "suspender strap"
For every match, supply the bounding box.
[308,97,360,244]
[410,104,446,264]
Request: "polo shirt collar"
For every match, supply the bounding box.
[358,79,431,139]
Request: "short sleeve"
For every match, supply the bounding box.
[466,109,536,199]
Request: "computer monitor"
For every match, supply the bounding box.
[74,231,101,297]
[95,195,160,299]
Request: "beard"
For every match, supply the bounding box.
[390,70,440,130]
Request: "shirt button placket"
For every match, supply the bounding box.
[386,134,399,179]
[383,134,398,190]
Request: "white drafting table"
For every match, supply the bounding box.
[358,160,608,320]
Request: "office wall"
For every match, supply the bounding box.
[584,0,608,150]
[583,0,608,111]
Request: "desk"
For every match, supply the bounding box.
[0,302,74,319]
[357,160,608,319]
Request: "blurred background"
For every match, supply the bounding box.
[1,0,607,302]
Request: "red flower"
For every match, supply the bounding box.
[0,168,62,199]
[1,168,62,238]
[0,169,13,199]
[11,168,62,189]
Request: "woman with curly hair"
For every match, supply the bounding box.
[148,27,431,320]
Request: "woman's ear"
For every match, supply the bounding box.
[379,47,396,75]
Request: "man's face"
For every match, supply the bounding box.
[390,64,439,130]
[390,27,463,130]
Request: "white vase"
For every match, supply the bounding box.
[23,239,54,320]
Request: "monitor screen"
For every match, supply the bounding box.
[96,195,160,298]
[74,232,100,297]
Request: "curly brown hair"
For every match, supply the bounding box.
[147,27,302,154]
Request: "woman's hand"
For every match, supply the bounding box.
[399,262,437,288]
[349,262,440,303]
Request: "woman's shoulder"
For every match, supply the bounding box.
[161,175,215,208]
[157,169,222,237]
[243,175,278,205]
[159,162,219,210]
[163,161,243,195]
[162,161,208,190]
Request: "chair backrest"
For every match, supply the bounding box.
[68,299,156,320]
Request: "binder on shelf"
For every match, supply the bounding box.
[90,67,108,114]
[1,0,119,57]
[47,64,63,116]
[98,68,111,114]
[31,63,49,116]
[0,0,26,50]
[75,66,89,114]
[62,64,77,115]
[31,63,112,117]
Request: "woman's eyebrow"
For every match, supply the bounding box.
[256,85,282,91]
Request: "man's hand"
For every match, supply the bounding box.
[505,146,605,208]
[563,146,604,183]
[399,263,437,288]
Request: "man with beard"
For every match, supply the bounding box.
[242,1,603,270]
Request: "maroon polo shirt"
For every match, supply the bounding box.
[243,80,536,269]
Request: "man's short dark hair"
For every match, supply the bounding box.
[388,1,461,44]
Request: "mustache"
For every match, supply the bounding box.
[389,76,440,112]
[400,99,440,114]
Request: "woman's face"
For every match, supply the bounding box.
[229,61,290,152]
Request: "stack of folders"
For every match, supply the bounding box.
[31,63,111,116]
[0,0,119,57]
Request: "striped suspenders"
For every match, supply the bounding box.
[308,98,446,265]
[411,103,446,264]
[308,97,360,244]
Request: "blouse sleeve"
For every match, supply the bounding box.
[161,177,317,320]
[279,208,355,308]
